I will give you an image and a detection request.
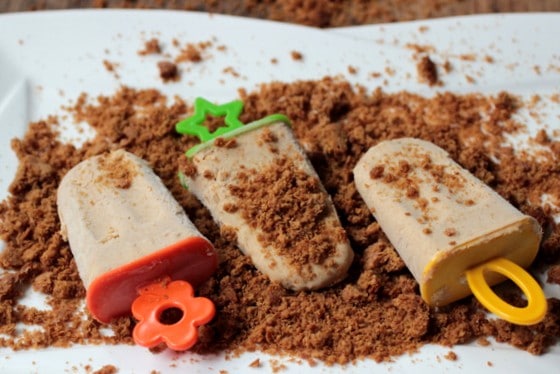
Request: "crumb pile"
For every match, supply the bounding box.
[1,78,560,364]
[228,156,345,280]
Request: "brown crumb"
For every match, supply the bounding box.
[290,51,303,61]
[157,61,179,82]
[444,228,457,237]
[102,60,120,79]
[369,165,385,179]
[102,60,117,72]
[477,337,491,346]
[348,65,358,75]
[223,66,240,78]
[138,38,161,55]
[249,358,261,368]
[175,42,208,63]
[214,137,238,149]
[203,170,215,179]
[417,55,439,86]
[96,152,138,189]
[444,351,458,361]
[92,365,118,374]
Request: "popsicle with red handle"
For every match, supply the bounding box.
[57,150,217,350]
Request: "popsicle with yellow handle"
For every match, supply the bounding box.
[353,138,546,325]
[57,150,217,350]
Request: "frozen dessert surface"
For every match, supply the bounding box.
[353,138,542,306]
[184,121,354,291]
[57,150,217,322]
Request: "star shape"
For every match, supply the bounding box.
[175,97,244,142]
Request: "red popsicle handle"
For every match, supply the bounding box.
[131,278,215,351]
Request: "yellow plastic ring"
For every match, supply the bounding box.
[465,257,547,325]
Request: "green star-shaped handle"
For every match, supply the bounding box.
[176,97,245,142]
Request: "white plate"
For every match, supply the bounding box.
[0,10,559,374]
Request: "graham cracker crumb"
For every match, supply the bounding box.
[417,55,439,86]
[157,61,179,82]
[249,358,261,368]
[96,152,139,189]
[290,51,303,61]
[138,38,161,55]
[444,351,458,361]
[444,228,457,237]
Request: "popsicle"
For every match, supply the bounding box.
[57,149,217,350]
[353,138,547,325]
[176,97,354,291]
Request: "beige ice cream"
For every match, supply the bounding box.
[183,120,354,291]
[57,150,217,323]
[353,138,542,306]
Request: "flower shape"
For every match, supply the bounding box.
[131,279,215,351]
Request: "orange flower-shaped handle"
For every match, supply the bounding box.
[131,279,215,351]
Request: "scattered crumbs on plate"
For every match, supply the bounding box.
[465,74,476,84]
[384,66,395,76]
[92,364,118,374]
[223,66,240,77]
[157,60,180,82]
[416,55,439,86]
[138,38,162,56]
[459,53,476,61]
[102,60,120,79]
[249,358,261,368]
[483,55,494,63]
[477,337,491,346]
[290,50,303,61]
[405,43,436,56]
[270,57,278,64]
[444,351,458,361]
[487,361,494,367]
[270,359,287,373]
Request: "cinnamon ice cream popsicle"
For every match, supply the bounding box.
[177,98,354,291]
[57,150,217,329]
[353,138,546,325]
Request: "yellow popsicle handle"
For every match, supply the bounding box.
[465,257,547,325]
